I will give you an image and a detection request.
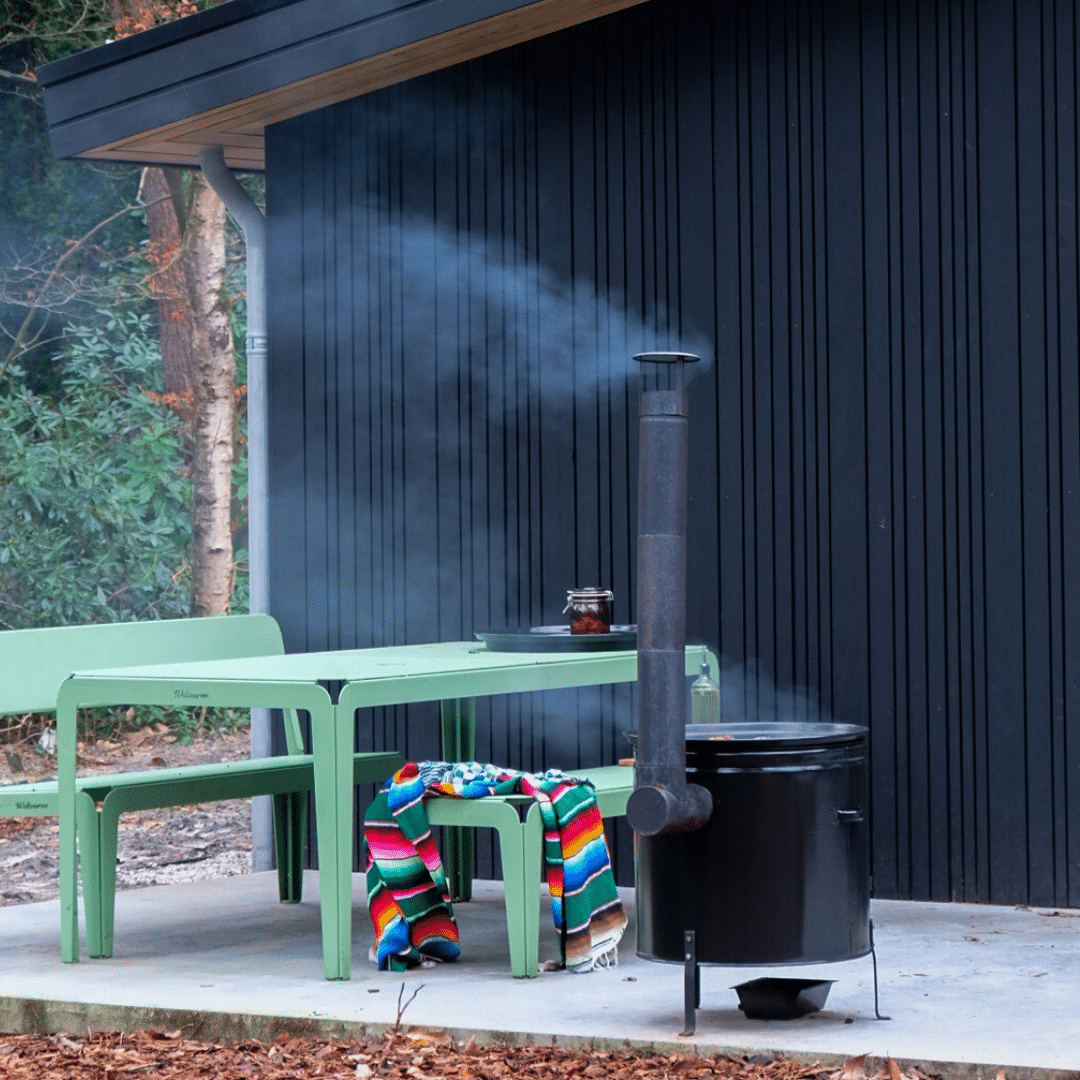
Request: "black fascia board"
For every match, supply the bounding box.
[39,0,552,162]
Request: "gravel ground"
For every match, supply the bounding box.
[0,728,253,906]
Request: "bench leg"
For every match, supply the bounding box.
[90,793,125,958]
[57,688,80,964]
[273,790,308,903]
[518,808,544,977]
[75,792,108,958]
[485,803,543,978]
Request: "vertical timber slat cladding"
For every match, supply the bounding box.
[1058,0,1080,910]
[266,0,1080,903]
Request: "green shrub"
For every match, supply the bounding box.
[0,312,193,628]
[0,313,249,748]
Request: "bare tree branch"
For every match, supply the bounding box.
[0,0,112,51]
[0,202,137,381]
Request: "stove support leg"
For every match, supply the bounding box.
[680,929,699,1036]
[870,919,890,1021]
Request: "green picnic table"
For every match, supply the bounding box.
[57,640,709,979]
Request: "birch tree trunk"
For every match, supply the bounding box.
[183,172,235,617]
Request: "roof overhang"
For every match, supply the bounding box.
[38,0,649,171]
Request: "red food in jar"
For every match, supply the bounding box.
[570,614,610,635]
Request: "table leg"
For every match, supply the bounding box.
[56,681,80,963]
[312,699,355,979]
[440,697,476,902]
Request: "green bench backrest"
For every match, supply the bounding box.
[0,614,305,754]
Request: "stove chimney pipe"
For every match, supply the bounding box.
[626,353,713,837]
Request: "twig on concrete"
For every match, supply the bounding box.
[375,981,424,1074]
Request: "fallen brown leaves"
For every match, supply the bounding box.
[832,1054,950,1080]
[0,818,37,842]
[0,1032,958,1080]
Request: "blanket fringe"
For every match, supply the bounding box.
[568,938,621,973]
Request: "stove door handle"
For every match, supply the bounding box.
[836,808,863,824]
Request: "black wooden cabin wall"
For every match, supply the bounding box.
[267,0,1080,906]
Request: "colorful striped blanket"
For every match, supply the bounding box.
[364,761,626,973]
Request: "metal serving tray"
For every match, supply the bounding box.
[475,625,637,652]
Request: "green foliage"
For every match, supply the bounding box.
[0,0,151,384]
[0,312,193,628]
[0,0,252,746]
[0,92,139,242]
[0,308,250,742]
[80,702,249,746]
[0,87,150,385]
[0,702,249,751]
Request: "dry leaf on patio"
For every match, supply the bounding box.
[832,1054,868,1080]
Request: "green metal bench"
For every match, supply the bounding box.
[0,614,402,959]
[424,762,632,977]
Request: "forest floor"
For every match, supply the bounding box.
[0,727,251,906]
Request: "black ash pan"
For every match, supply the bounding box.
[732,977,834,1020]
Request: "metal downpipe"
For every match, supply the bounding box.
[197,146,272,871]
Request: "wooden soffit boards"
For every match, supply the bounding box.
[39,0,649,171]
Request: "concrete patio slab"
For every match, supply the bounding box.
[0,873,1077,1078]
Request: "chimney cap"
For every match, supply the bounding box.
[633,351,700,364]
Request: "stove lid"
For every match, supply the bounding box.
[684,721,867,749]
[625,721,867,752]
